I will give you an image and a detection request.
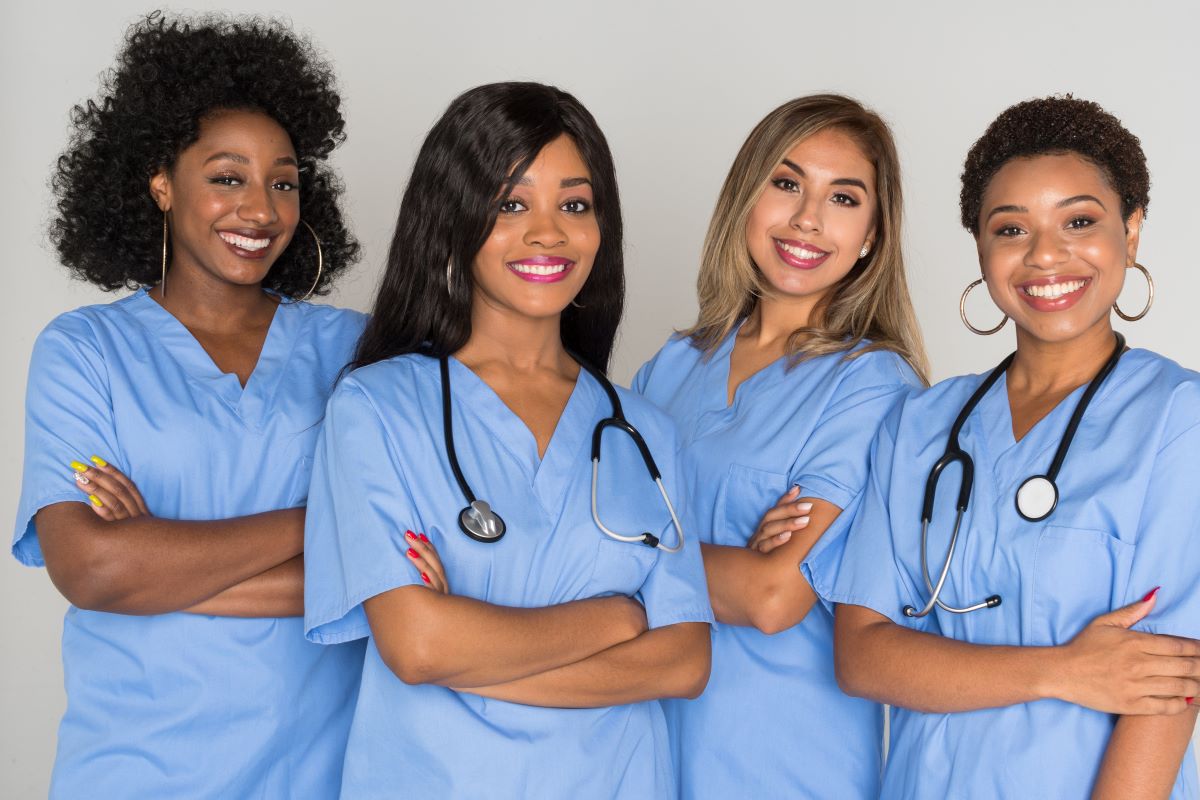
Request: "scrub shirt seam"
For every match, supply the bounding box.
[308,574,421,643]
[647,604,716,629]
[12,491,87,566]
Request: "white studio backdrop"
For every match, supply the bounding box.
[2,1,1197,795]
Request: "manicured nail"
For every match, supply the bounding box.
[89,456,108,468]
[788,486,800,496]
[1187,697,1194,705]
[407,548,419,560]
[70,460,89,473]
[1142,586,1161,603]
[405,531,417,541]
[794,516,810,526]
[87,494,103,508]
[419,533,429,543]
[421,572,430,584]
[74,472,90,486]
[795,502,813,513]
[777,531,792,543]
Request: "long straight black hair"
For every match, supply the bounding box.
[353,82,625,373]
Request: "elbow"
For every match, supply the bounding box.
[376,631,445,686]
[669,624,712,699]
[45,544,136,613]
[748,587,812,636]
[833,630,872,699]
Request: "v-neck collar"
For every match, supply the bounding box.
[708,320,788,413]
[121,288,300,427]
[437,356,603,512]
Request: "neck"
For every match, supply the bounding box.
[1007,319,1118,397]
[740,291,824,348]
[151,262,276,333]
[455,296,572,375]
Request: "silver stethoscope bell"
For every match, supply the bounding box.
[459,500,506,543]
[1015,475,1058,522]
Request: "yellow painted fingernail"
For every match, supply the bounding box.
[87,494,103,508]
[89,456,108,468]
[70,461,89,472]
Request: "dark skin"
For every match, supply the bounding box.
[38,109,309,618]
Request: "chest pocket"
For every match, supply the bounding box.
[584,538,658,598]
[716,463,790,546]
[1031,525,1134,645]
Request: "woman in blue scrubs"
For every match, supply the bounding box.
[829,97,1200,798]
[14,14,365,798]
[303,82,714,799]
[634,95,926,798]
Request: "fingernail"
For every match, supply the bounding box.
[419,533,429,543]
[69,461,89,472]
[421,572,430,584]
[1187,697,1194,705]
[87,494,103,508]
[788,486,800,495]
[74,472,90,485]
[1142,586,1161,603]
[778,531,792,543]
[794,516,810,526]
[407,548,419,559]
[405,531,416,541]
[796,502,813,512]
[89,456,108,468]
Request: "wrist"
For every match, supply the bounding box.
[1031,644,1068,702]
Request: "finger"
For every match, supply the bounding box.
[78,484,130,521]
[1097,587,1159,629]
[757,500,815,526]
[405,531,450,593]
[747,516,811,549]
[404,544,446,592]
[90,458,150,516]
[1133,696,1192,716]
[1142,677,1200,699]
[1140,654,1200,678]
[1139,635,1200,659]
[754,531,792,554]
[74,467,141,518]
[84,491,118,522]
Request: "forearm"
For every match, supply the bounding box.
[459,622,711,708]
[702,543,817,632]
[1092,709,1198,799]
[39,504,304,615]
[366,589,646,688]
[183,555,304,618]
[835,605,1057,713]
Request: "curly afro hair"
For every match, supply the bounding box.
[50,11,359,297]
[959,95,1150,235]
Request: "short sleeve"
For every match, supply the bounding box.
[1127,421,1200,640]
[303,382,424,645]
[788,354,917,510]
[803,414,926,628]
[13,319,123,567]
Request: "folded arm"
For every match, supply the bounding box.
[1092,708,1199,799]
[183,555,304,618]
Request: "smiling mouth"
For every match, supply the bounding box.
[1020,279,1089,299]
[218,232,272,252]
[509,262,571,277]
[776,240,828,260]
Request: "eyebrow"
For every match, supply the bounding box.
[985,194,1108,221]
[781,159,868,191]
[203,152,298,167]
[515,175,593,188]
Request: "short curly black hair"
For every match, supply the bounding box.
[960,95,1150,235]
[50,11,359,296]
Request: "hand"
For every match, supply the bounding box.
[405,530,450,593]
[746,486,812,554]
[69,456,149,521]
[1054,589,1200,715]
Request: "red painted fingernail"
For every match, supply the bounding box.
[405,530,416,540]
[1142,586,1161,602]
[407,548,419,559]
[421,572,430,584]
[1187,697,1194,705]
[419,533,429,543]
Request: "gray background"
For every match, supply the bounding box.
[3,1,1197,795]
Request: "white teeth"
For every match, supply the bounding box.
[509,262,569,275]
[778,241,826,260]
[1022,279,1086,299]
[219,232,271,251]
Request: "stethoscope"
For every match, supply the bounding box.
[439,354,686,552]
[903,332,1126,618]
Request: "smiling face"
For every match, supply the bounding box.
[976,152,1142,344]
[744,128,877,310]
[469,134,600,321]
[150,108,301,290]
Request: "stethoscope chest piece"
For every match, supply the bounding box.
[1015,475,1058,522]
[459,500,506,543]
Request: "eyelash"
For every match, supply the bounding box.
[498,198,592,214]
[770,178,859,206]
[994,217,1096,237]
[207,175,297,192]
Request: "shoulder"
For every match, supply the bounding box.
[31,296,143,366]
[632,332,708,394]
[611,381,679,446]
[290,301,368,339]
[1115,349,1200,445]
[831,344,923,393]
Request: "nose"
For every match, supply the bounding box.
[1025,229,1069,270]
[237,181,278,226]
[522,205,568,248]
[789,193,821,233]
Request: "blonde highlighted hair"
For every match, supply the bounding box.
[682,94,929,383]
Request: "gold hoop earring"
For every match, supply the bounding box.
[960,278,1008,335]
[160,212,169,297]
[1113,262,1154,321]
[297,221,324,302]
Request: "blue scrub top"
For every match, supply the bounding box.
[812,347,1200,799]
[304,353,714,799]
[634,330,920,800]
[13,288,367,800]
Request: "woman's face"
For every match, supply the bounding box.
[470,134,600,322]
[976,153,1142,345]
[745,128,877,309]
[150,109,301,290]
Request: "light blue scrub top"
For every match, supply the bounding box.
[634,330,920,799]
[811,347,1200,799]
[13,288,367,800]
[304,353,714,799]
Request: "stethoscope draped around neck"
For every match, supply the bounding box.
[438,354,685,552]
[903,332,1126,619]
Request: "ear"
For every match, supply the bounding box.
[1124,206,1145,266]
[148,168,171,213]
